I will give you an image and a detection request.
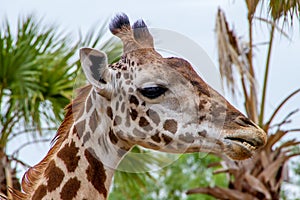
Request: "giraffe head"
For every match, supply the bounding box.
[80,14,267,160]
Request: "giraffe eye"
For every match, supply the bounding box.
[138,86,168,99]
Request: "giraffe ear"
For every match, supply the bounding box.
[80,48,112,97]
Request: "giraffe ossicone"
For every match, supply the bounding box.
[12,13,267,200]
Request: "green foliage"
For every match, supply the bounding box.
[110,153,226,200]
[0,15,78,148]
[289,145,300,185]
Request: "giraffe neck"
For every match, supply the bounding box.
[22,86,131,200]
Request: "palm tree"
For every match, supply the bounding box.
[187,1,300,199]
[0,15,78,198]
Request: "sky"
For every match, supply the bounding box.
[1,0,300,195]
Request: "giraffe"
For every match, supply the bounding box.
[11,13,267,200]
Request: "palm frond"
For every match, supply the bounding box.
[245,0,260,18]
[187,126,300,200]
[268,0,300,22]
[0,15,77,143]
[188,186,258,200]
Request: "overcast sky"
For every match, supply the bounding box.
[1,0,300,187]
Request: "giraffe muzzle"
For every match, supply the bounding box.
[223,128,267,160]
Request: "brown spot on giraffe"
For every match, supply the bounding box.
[116,71,121,79]
[75,120,86,139]
[199,99,208,111]
[199,102,205,111]
[119,95,123,101]
[198,130,207,137]
[125,112,131,128]
[162,134,172,145]
[109,129,118,144]
[146,109,160,125]
[83,131,91,144]
[32,184,47,200]
[129,95,139,106]
[115,101,120,111]
[115,130,126,141]
[106,106,113,120]
[210,104,226,118]
[179,133,194,143]
[45,160,64,192]
[86,95,92,113]
[57,141,80,173]
[113,115,122,126]
[123,72,130,79]
[139,116,149,127]
[60,177,81,200]
[128,87,134,93]
[133,128,146,138]
[84,149,107,197]
[199,115,206,122]
[151,132,161,143]
[121,102,126,113]
[72,126,77,135]
[130,108,138,120]
[89,109,99,132]
[163,119,178,134]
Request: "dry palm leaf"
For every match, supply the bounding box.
[216,9,258,122]
[216,9,257,95]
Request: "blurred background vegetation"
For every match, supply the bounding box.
[1,0,300,200]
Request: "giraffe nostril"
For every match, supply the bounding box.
[235,116,256,127]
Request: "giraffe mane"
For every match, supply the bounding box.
[12,85,92,200]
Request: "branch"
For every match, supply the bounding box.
[8,127,57,141]
[265,88,300,130]
[5,165,13,200]
[247,12,259,123]
[270,109,299,130]
[254,17,291,40]
[285,129,300,133]
[8,156,31,169]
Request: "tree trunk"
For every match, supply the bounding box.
[0,149,21,199]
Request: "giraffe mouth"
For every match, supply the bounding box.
[225,137,257,151]
[222,136,260,160]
